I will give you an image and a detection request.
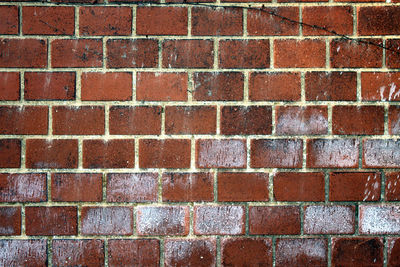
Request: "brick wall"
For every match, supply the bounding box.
[0,0,400,266]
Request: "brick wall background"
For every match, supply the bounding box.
[1,0,400,266]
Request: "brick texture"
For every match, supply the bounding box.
[1,1,400,266]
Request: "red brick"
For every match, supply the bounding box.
[360,205,400,234]
[275,106,328,135]
[330,172,380,202]
[0,106,48,135]
[51,39,102,68]
[80,7,132,36]
[193,72,244,101]
[136,7,187,35]
[23,6,74,35]
[302,6,353,36]
[273,172,325,202]
[51,173,103,202]
[218,172,269,202]
[249,206,301,235]
[307,139,359,168]
[107,173,158,202]
[386,39,400,69]
[165,238,216,267]
[221,106,272,135]
[162,172,214,202]
[0,6,18,34]
[330,39,382,68]
[81,206,133,235]
[332,105,384,135]
[276,238,327,267]
[388,238,400,267]
[221,238,272,267]
[137,206,189,236]
[251,139,303,168]
[192,7,242,36]
[106,39,158,68]
[279,0,327,2]
[390,106,400,134]
[53,106,104,135]
[83,139,134,169]
[0,72,19,101]
[305,71,357,101]
[24,72,75,100]
[163,39,214,68]
[0,173,46,202]
[0,139,20,168]
[25,206,77,235]
[81,72,132,101]
[249,72,301,101]
[136,72,187,101]
[139,139,190,168]
[194,205,245,235]
[0,240,47,266]
[53,0,104,2]
[0,39,47,68]
[108,239,160,267]
[332,238,383,267]
[358,7,400,35]
[219,39,270,69]
[165,106,216,134]
[223,0,271,2]
[109,106,162,135]
[303,205,355,234]
[196,139,246,168]
[363,139,400,168]
[0,206,21,235]
[274,39,325,68]
[52,239,104,267]
[247,7,299,36]
[26,139,78,169]
[386,172,400,201]
[361,72,400,101]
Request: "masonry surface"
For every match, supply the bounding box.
[0,0,400,266]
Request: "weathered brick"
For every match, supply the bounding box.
[330,172,381,201]
[162,172,214,202]
[0,106,48,135]
[307,139,359,168]
[358,6,400,35]
[53,106,105,135]
[23,6,74,35]
[386,39,400,69]
[136,7,187,35]
[165,238,216,266]
[0,72,19,101]
[303,205,355,234]
[0,207,21,235]
[109,106,162,135]
[51,173,103,202]
[194,206,245,235]
[273,172,325,202]
[218,172,269,202]
[108,239,160,267]
[196,139,246,168]
[0,240,47,266]
[136,206,189,236]
[389,106,400,134]
[26,139,78,169]
[249,72,301,101]
[221,106,272,135]
[219,39,270,68]
[251,139,303,168]
[0,6,18,34]
[363,139,400,168]
[361,72,400,101]
[0,173,47,202]
[0,139,20,168]
[139,139,191,168]
[249,206,301,235]
[25,206,77,235]
[83,139,135,169]
[386,172,400,201]
[81,206,133,235]
[359,205,400,234]
[107,173,158,202]
[80,7,132,36]
[388,238,400,267]
[192,7,242,36]
[0,39,47,68]
[24,72,75,100]
[165,106,217,134]
[136,72,188,101]
[52,239,104,267]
